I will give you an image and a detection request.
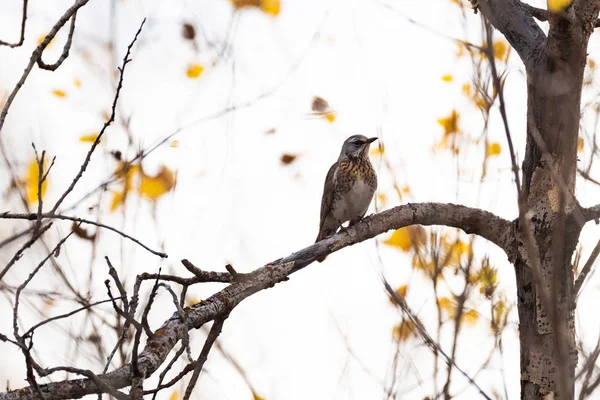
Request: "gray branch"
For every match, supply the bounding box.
[0,202,512,400]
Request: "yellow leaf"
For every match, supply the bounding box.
[324,111,336,123]
[185,298,202,308]
[260,0,280,16]
[52,89,67,98]
[24,158,48,204]
[492,40,507,61]
[252,392,265,400]
[186,63,204,79]
[461,83,471,96]
[462,309,479,326]
[441,74,453,83]
[383,227,412,251]
[396,285,408,298]
[230,0,260,9]
[170,140,180,148]
[169,391,179,400]
[438,297,455,315]
[377,193,387,207]
[139,166,176,199]
[588,59,596,69]
[578,137,584,153]
[74,78,82,88]
[437,109,460,136]
[384,226,426,252]
[477,260,498,298]
[370,143,384,156]
[79,133,101,143]
[37,34,54,47]
[392,320,416,342]
[401,185,411,195]
[110,191,126,212]
[547,0,572,12]
[412,255,435,275]
[487,142,502,156]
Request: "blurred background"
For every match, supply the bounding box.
[2,0,600,399]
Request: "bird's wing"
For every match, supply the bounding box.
[318,162,337,233]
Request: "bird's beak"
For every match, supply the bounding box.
[366,137,378,144]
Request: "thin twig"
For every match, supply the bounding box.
[0,212,167,258]
[0,223,52,281]
[0,0,29,48]
[49,18,146,214]
[182,317,226,400]
[574,238,600,296]
[37,12,77,70]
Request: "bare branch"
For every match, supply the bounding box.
[0,223,52,282]
[0,0,28,48]
[0,202,511,400]
[37,12,77,71]
[574,238,600,296]
[0,212,167,258]
[0,0,89,135]
[49,18,146,214]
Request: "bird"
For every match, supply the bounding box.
[315,135,378,262]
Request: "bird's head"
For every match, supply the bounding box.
[339,135,378,159]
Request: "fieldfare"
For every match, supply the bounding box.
[315,135,378,261]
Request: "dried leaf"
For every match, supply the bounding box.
[280,154,297,165]
[265,128,277,135]
[182,23,196,40]
[578,137,584,153]
[312,96,330,112]
[71,221,96,241]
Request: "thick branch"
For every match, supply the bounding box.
[0,202,512,400]
[471,0,545,64]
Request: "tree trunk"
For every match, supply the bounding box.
[518,12,591,399]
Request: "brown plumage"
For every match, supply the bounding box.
[315,135,378,262]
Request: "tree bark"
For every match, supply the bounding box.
[473,0,600,398]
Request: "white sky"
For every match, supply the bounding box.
[2,0,600,399]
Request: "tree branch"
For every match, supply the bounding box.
[0,202,512,400]
[470,0,545,64]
